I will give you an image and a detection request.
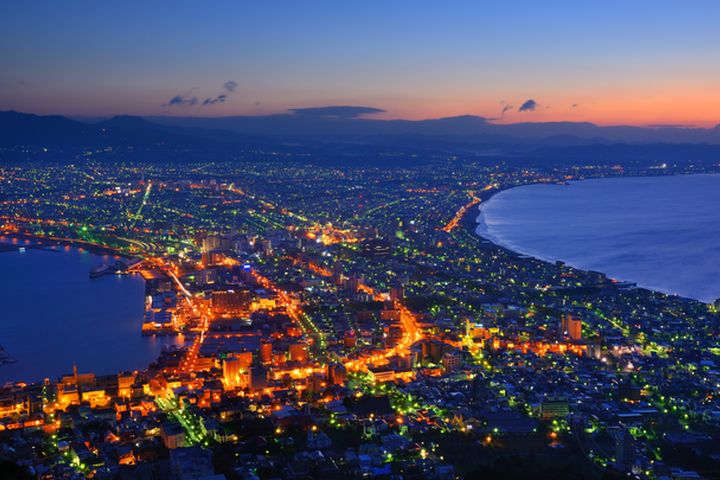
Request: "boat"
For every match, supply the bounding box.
[89,260,129,278]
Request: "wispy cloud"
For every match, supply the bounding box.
[164,94,198,107]
[202,80,238,105]
[202,95,227,106]
[289,105,385,118]
[164,80,238,108]
[646,123,688,129]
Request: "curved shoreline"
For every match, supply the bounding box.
[0,246,156,384]
[0,231,140,260]
[462,176,718,305]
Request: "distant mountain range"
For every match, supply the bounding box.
[2,109,720,166]
[145,113,720,145]
[0,111,267,149]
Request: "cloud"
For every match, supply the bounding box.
[202,80,238,106]
[164,94,198,107]
[164,80,238,107]
[202,94,227,106]
[289,105,385,118]
[518,99,538,112]
[646,123,688,129]
[501,104,513,116]
[223,80,238,93]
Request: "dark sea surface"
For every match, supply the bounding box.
[477,174,720,303]
[0,241,184,383]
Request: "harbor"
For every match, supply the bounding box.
[0,244,181,383]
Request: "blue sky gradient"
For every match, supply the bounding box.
[1,1,719,125]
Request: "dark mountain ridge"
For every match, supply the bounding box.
[145,112,720,144]
[2,110,720,168]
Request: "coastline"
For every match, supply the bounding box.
[0,232,141,260]
[461,175,719,306]
[0,246,159,384]
[459,182,535,255]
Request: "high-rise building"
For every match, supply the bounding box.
[201,235,220,253]
[307,373,325,395]
[117,372,135,399]
[289,343,308,364]
[388,354,412,370]
[260,340,273,364]
[328,363,347,386]
[250,366,268,391]
[346,276,361,293]
[389,285,405,301]
[222,358,242,388]
[202,235,233,253]
[233,351,253,368]
[131,382,144,400]
[344,330,357,348]
[561,313,582,341]
[427,340,445,364]
[568,317,582,342]
[588,337,602,359]
[442,350,463,371]
[211,288,252,315]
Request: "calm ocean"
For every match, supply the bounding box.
[0,242,184,383]
[477,174,720,303]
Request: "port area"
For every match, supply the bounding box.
[0,240,60,254]
[89,259,142,278]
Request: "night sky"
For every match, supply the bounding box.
[1,0,719,125]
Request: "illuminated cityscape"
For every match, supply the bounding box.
[3,1,720,479]
[0,156,719,479]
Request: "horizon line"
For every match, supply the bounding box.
[5,109,717,130]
